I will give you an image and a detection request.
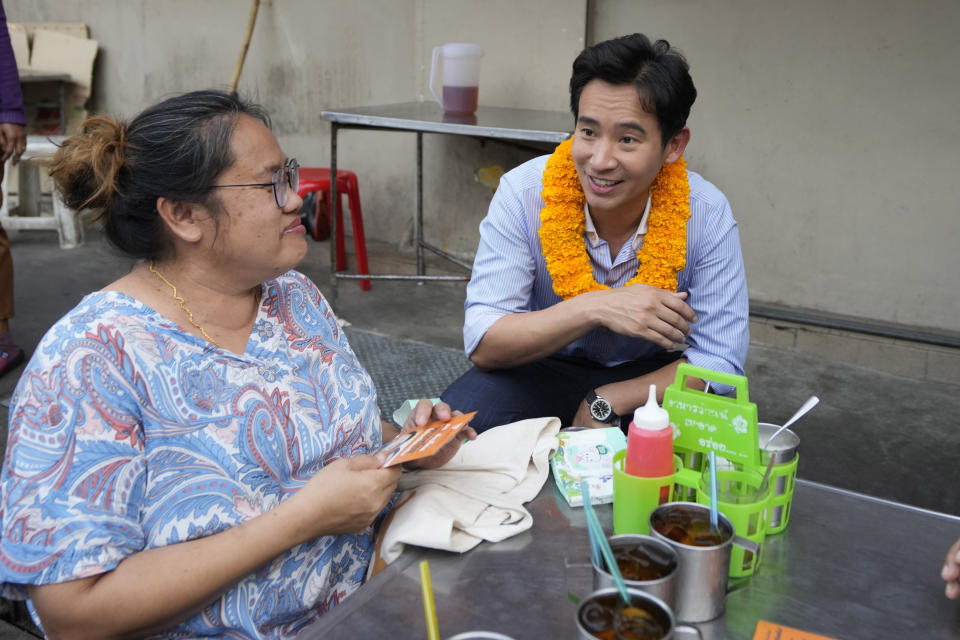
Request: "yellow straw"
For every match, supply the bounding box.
[419,560,440,640]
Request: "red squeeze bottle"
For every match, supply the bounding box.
[625,384,674,478]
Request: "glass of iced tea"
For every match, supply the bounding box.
[648,502,741,624]
[576,588,675,640]
[592,535,679,608]
[650,503,730,548]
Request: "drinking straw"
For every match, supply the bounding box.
[579,481,602,568]
[580,481,631,605]
[419,560,440,640]
[758,449,776,498]
[708,451,719,531]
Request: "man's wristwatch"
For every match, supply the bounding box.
[586,389,617,424]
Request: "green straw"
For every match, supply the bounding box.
[708,451,719,531]
[580,481,631,604]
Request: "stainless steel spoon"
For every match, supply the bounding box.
[768,395,819,445]
[759,395,819,489]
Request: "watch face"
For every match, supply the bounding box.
[590,397,612,422]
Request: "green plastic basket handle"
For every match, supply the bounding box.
[673,363,750,404]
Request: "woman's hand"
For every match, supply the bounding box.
[286,455,401,539]
[400,399,477,470]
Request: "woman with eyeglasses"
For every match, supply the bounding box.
[0,89,475,638]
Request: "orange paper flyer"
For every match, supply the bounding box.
[378,411,477,467]
[753,620,840,640]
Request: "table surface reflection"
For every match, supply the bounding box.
[304,478,960,639]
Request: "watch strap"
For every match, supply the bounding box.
[586,389,616,423]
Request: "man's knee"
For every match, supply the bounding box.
[441,367,536,433]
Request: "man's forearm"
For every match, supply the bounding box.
[470,294,602,369]
[597,357,701,416]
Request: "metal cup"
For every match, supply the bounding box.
[758,422,801,532]
[591,534,680,609]
[576,587,701,639]
[649,502,758,623]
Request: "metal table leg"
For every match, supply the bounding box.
[328,122,339,303]
[58,81,66,134]
[415,131,424,277]
[321,123,469,286]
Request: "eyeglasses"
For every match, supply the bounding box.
[210,158,300,208]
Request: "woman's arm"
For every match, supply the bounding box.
[29,455,401,640]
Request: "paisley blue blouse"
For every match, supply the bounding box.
[0,271,383,638]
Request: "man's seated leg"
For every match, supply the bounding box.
[444,351,686,432]
[441,356,588,433]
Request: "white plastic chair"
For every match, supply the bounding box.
[0,134,82,248]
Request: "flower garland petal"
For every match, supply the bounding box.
[538,138,690,298]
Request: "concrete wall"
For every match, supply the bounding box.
[8,0,423,246]
[6,0,583,257]
[8,0,957,334]
[591,0,960,333]
[414,0,584,257]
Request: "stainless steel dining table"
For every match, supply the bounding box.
[303,478,960,639]
[320,102,572,295]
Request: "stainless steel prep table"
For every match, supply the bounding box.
[303,479,960,639]
[320,102,572,294]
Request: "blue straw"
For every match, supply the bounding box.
[580,481,602,569]
[708,451,719,531]
[580,481,631,604]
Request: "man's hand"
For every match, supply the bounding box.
[594,283,697,349]
[942,537,960,599]
[399,399,478,470]
[0,123,27,165]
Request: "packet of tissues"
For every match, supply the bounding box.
[550,427,627,507]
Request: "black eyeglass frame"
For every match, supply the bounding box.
[210,158,300,208]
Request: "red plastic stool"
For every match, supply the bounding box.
[297,168,370,290]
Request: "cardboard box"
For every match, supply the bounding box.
[9,22,98,135]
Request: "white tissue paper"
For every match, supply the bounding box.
[550,427,627,507]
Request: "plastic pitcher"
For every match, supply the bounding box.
[430,43,483,115]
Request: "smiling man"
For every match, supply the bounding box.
[441,33,749,432]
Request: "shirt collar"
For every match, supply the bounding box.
[583,195,652,250]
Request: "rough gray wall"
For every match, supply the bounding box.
[14,1,948,333]
[414,0,584,257]
[6,0,584,260]
[590,0,960,332]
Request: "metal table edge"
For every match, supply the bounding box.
[312,546,426,629]
[795,478,960,522]
[321,110,570,143]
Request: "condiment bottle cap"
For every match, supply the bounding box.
[632,384,670,431]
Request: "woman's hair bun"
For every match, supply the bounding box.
[47,115,128,215]
[44,90,269,260]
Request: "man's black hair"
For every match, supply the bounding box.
[569,33,697,146]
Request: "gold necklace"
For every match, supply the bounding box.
[148,261,226,349]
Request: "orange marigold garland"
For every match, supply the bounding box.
[538,137,690,298]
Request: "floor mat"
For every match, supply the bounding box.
[344,328,471,422]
